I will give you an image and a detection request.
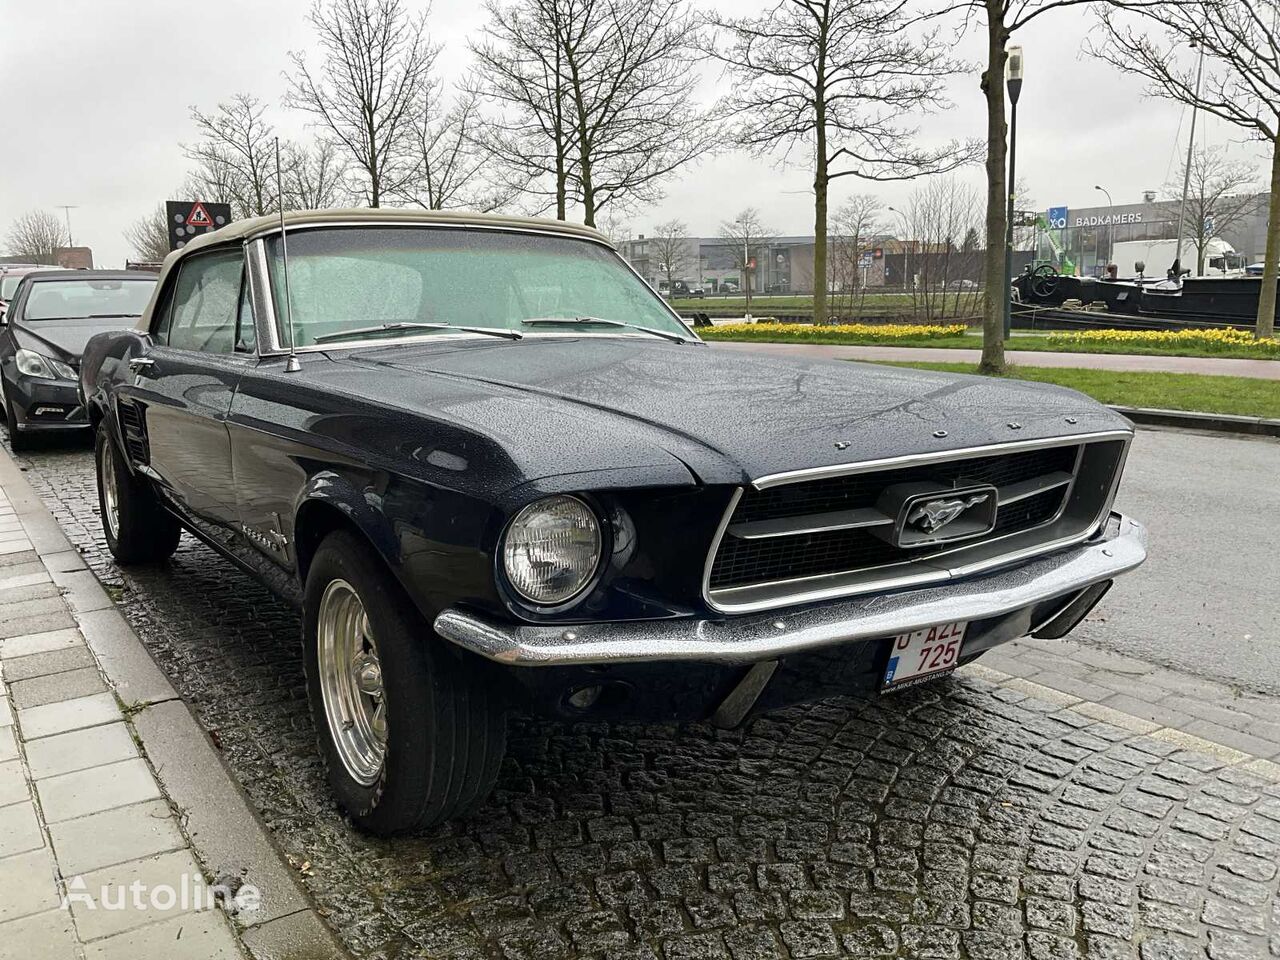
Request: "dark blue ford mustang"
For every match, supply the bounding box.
[80,209,1146,834]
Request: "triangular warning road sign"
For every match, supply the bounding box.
[186,202,215,228]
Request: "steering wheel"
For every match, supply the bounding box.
[1030,263,1061,299]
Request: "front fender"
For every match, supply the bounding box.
[293,472,400,580]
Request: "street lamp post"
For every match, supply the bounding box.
[1003,45,1024,340]
[1094,184,1113,271]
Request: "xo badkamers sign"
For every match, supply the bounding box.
[1075,212,1143,227]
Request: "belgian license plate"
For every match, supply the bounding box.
[882,621,968,691]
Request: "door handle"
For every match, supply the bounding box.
[128,356,155,371]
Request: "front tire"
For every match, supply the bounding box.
[303,530,507,835]
[3,387,30,452]
[95,421,181,563]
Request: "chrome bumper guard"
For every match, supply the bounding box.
[434,513,1146,667]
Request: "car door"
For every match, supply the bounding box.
[121,247,253,545]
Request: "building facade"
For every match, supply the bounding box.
[1040,193,1267,275]
[617,190,1271,292]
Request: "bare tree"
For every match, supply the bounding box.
[393,88,509,211]
[282,140,351,210]
[720,208,777,317]
[287,0,439,207]
[902,176,984,321]
[927,0,1166,370]
[124,205,172,262]
[1089,4,1278,336]
[470,0,577,218]
[1158,145,1261,276]
[705,0,976,327]
[5,211,68,264]
[596,209,633,249]
[830,195,884,319]
[650,220,692,295]
[185,94,278,218]
[474,0,713,227]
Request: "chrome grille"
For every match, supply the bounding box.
[705,434,1130,613]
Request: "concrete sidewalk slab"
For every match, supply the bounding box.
[50,799,186,876]
[0,445,349,960]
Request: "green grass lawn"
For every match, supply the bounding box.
[872,361,1280,419]
[699,326,1280,360]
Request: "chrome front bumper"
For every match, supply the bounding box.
[434,513,1146,667]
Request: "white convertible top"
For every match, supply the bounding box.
[162,207,612,268]
[138,208,616,333]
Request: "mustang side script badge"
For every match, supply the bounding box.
[873,482,1000,548]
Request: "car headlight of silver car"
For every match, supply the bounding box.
[15,349,75,381]
[502,495,603,605]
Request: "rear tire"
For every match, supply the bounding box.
[303,529,507,835]
[95,421,181,563]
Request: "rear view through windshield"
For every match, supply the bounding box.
[22,279,156,321]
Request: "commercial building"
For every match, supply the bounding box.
[618,189,1271,292]
[1040,192,1268,275]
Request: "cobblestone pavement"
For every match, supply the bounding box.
[6,434,1280,960]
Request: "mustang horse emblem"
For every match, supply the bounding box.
[907,493,991,534]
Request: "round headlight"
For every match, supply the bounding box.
[502,495,602,605]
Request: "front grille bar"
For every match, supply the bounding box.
[726,469,1076,541]
[703,430,1132,614]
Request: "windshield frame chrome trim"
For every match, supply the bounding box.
[246,220,698,355]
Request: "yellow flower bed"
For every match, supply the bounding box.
[1046,327,1280,354]
[709,321,968,340]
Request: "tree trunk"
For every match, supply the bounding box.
[812,26,829,327]
[979,7,1008,374]
[1255,140,1280,338]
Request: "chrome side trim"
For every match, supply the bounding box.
[434,513,1146,666]
[750,430,1131,490]
[701,431,1131,614]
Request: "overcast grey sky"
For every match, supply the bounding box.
[0,0,1264,267]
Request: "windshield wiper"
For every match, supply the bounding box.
[313,321,521,344]
[521,316,687,343]
[87,313,142,319]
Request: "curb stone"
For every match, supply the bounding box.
[1111,404,1280,438]
[0,444,351,960]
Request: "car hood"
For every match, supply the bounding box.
[14,318,142,364]
[334,337,1130,486]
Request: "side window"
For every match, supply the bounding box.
[150,279,179,344]
[235,277,256,353]
[167,250,245,354]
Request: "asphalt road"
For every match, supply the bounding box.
[1074,426,1280,697]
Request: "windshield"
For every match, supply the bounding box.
[1,275,34,299]
[22,279,155,321]
[265,226,690,347]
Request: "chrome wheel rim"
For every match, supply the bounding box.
[317,579,387,786]
[100,441,120,541]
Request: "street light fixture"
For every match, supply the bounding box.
[1003,45,1024,339]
